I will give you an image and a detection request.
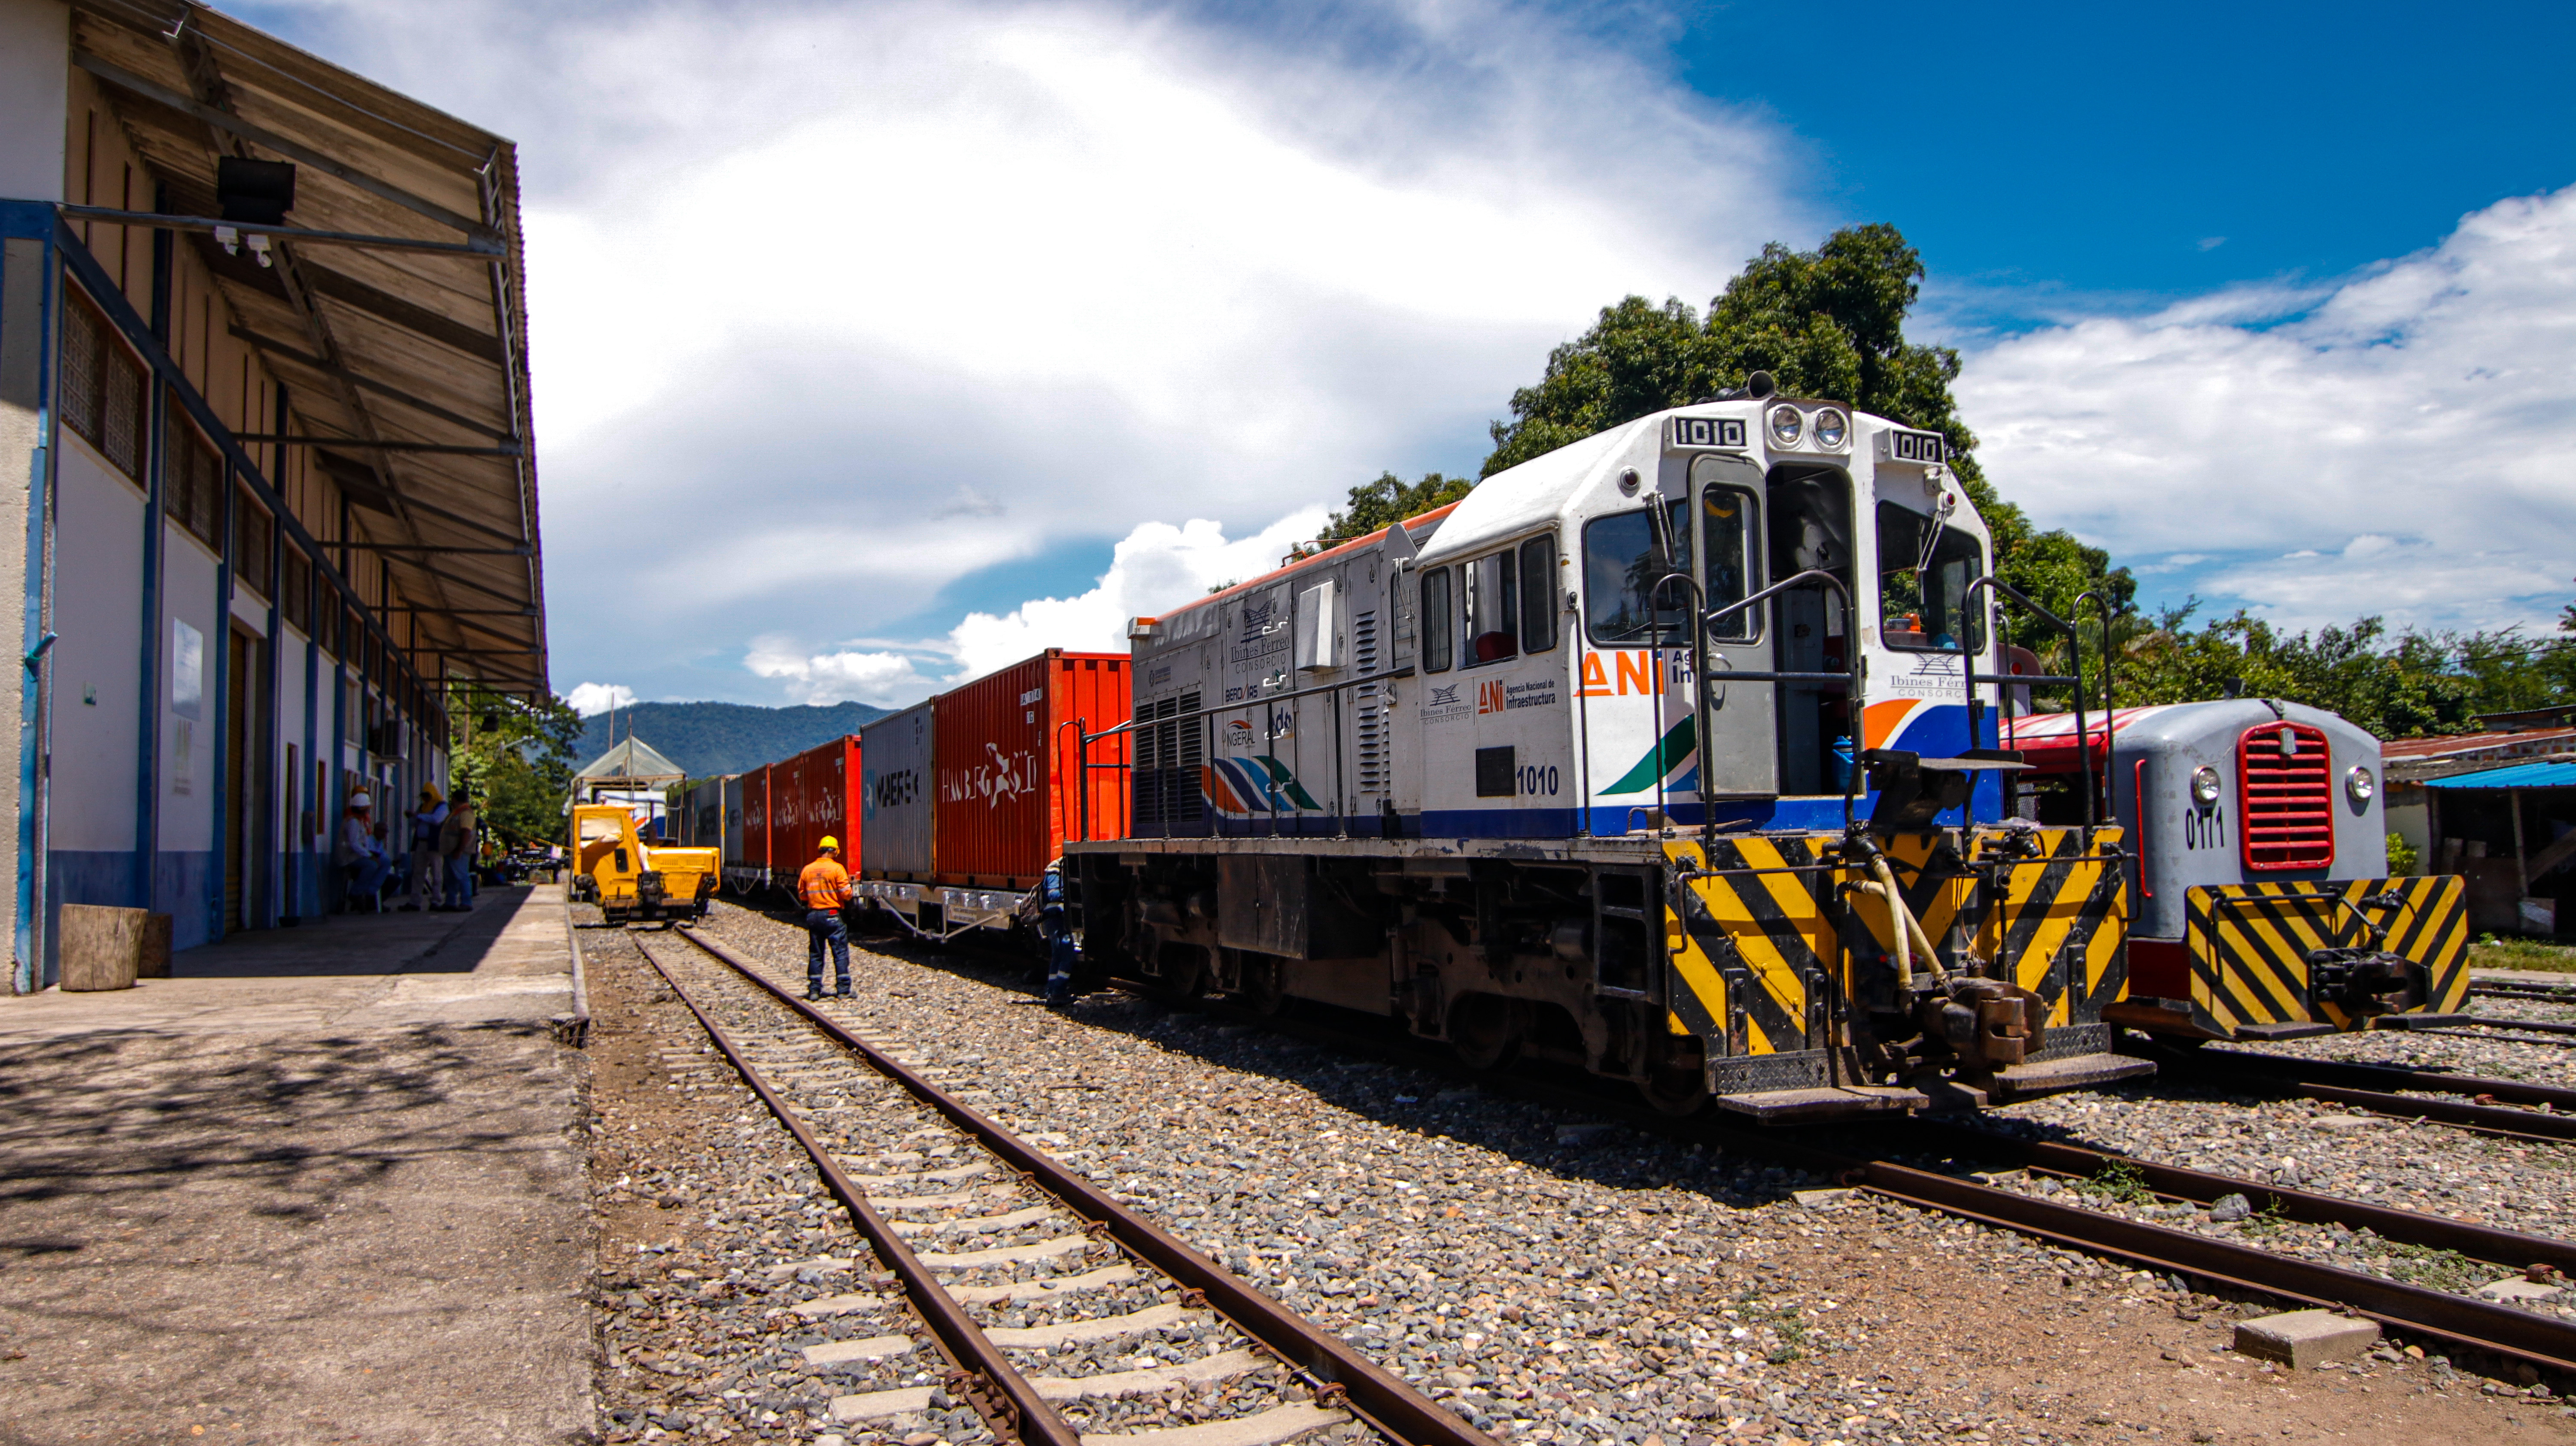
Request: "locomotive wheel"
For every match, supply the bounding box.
[1449,994,1525,1072]
[1637,1063,1709,1116]
[1238,954,1287,1016]
[1145,943,1207,1004]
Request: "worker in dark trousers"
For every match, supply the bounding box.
[799,835,854,1001]
[1039,857,1076,1006]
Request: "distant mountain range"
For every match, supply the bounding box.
[574,700,890,780]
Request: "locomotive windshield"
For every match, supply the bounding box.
[1583,501,1687,647]
[1584,495,1757,647]
[1876,500,1985,652]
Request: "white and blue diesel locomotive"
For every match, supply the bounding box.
[1069,382,2150,1118]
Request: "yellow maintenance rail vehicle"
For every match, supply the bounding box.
[569,804,719,926]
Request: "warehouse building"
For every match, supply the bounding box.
[0,0,544,985]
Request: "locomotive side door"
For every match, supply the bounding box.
[1690,453,1777,797]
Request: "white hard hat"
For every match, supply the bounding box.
[350,792,373,809]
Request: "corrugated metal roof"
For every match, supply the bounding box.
[68,0,544,693]
[2422,759,2576,790]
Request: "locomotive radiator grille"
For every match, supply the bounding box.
[1353,609,1383,795]
[2237,721,2335,871]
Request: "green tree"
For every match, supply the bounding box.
[1480,224,2133,650]
[2109,601,2576,739]
[1316,471,1478,544]
[448,684,582,849]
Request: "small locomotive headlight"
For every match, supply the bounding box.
[1813,407,1849,449]
[2190,765,2223,807]
[1768,405,1804,447]
[2346,765,2376,805]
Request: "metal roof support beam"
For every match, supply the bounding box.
[234,434,524,457]
[70,51,503,244]
[227,324,515,442]
[55,203,499,257]
[340,542,533,556]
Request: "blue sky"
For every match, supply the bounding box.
[1671,0,2576,317]
[237,1,2576,711]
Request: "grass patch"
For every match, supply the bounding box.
[2241,1197,2293,1239]
[2378,1242,2491,1294]
[2074,1160,2156,1206]
[2469,936,2576,975]
[1765,1315,1810,1364]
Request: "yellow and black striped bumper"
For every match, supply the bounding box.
[1661,826,2134,1103]
[2113,875,2470,1039]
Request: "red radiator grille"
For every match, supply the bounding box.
[2238,721,2335,872]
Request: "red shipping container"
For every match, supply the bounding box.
[789,735,863,881]
[932,650,1132,887]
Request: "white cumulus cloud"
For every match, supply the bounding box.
[561,681,638,716]
[946,507,1330,680]
[1959,185,2576,634]
[744,639,938,708]
[250,0,1811,705]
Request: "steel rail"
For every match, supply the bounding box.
[1889,1118,2576,1274]
[2154,1046,2576,1113]
[1760,1134,2576,1376]
[2448,1015,2576,1039]
[1128,987,2576,1377]
[629,936,1075,1446]
[2473,983,2576,1003]
[670,926,1499,1446]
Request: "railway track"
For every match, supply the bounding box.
[2139,1044,2576,1143]
[628,920,1494,1446]
[1089,984,2576,1382]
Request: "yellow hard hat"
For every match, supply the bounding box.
[818,835,840,852]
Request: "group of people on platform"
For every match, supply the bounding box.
[336,784,481,914]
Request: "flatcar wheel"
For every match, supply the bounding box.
[1449,995,1525,1072]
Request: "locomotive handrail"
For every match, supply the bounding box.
[2075,587,2122,720]
[1075,666,1420,840]
[1701,567,1864,832]
[1959,574,2096,829]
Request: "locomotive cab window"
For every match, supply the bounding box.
[1875,501,1985,653]
[1583,501,1689,647]
[1420,566,1453,674]
[1516,534,1558,653]
[1700,483,1758,642]
[1462,549,1519,665]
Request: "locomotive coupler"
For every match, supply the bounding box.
[2304,946,2420,1014]
[1920,975,2049,1074]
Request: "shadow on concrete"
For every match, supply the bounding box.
[176,886,535,978]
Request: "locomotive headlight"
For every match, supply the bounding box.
[1768,404,1804,446]
[2190,765,2223,807]
[1812,407,1849,449]
[2346,765,2376,805]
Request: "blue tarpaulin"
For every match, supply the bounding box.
[2423,759,2576,789]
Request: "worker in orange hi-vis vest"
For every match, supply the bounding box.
[798,836,855,1001]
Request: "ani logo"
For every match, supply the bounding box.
[1477,680,1507,715]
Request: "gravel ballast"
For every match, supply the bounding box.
[576,899,2576,1446]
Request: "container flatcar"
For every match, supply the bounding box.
[858,650,1132,939]
[1069,382,2154,1120]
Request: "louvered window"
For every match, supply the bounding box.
[1132,689,1205,835]
[164,411,223,550]
[1354,609,1384,795]
[58,289,147,481]
[2237,721,2334,872]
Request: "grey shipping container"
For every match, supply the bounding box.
[860,701,936,878]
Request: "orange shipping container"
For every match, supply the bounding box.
[931,650,1132,887]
